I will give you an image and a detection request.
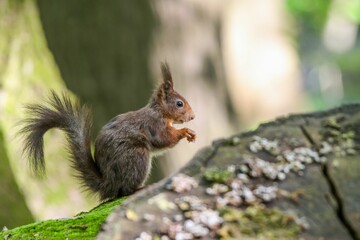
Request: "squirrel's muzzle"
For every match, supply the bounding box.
[188,110,195,122]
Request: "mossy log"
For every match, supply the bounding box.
[0,199,124,239]
[98,104,360,240]
[1,104,360,239]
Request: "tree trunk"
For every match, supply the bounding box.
[98,104,360,240]
[0,129,33,228]
[36,0,155,134]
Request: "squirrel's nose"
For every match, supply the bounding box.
[190,113,195,120]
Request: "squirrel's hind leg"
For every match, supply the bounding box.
[112,142,151,198]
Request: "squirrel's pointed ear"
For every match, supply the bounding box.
[160,62,174,93]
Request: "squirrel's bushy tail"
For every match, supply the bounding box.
[19,91,102,192]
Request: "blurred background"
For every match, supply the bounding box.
[1,0,360,228]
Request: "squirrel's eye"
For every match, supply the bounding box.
[176,100,184,108]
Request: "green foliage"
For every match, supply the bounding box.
[286,0,360,107]
[0,198,125,240]
[334,0,360,23]
[286,0,331,31]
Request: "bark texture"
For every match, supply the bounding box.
[98,104,360,240]
[36,0,155,134]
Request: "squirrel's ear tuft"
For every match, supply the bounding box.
[160,62,174,92]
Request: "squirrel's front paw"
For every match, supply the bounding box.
[184,128,196,142]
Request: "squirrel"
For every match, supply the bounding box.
[19,62,196,201]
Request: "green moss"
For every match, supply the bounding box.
[0,198,125,240]
[204,167,233,183]
[322,117,341,130]
[218,205,301,239]
[321,117,356,156]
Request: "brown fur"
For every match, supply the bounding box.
[19,62,195,201]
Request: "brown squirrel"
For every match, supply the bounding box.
[20,62,196,201]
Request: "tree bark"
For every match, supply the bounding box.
[36,0,155,134]
[0,129,33,228]
[98,104,360,240]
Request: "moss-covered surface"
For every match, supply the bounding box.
[219,205,301,239]
[0,198,125,240]
[204,167,233,183]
